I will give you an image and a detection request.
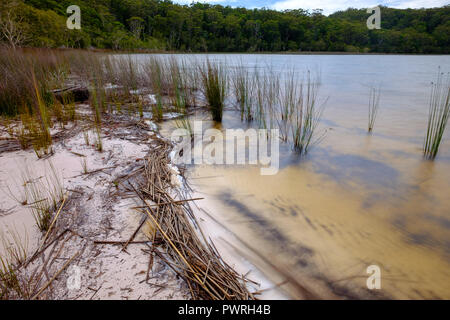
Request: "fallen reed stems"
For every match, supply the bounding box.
[129,136,252,300]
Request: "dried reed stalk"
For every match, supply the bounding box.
[130,136,252,300]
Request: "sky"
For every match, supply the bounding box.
[171,0,449,15]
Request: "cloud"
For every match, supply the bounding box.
[171,0,449,15]
[270,0,448,14]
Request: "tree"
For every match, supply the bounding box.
[0,0,28,49]
[111,28,127,50]
[127,16,144,40]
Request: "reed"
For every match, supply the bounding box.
[424,70,450,159]
[94,127,103,152]
[232,63,253,121]
[31,70,53,158]
[0,256,24,299]
[290,71,325,154]
[144,57,165,121]
[254,70,267,128]
[175,117,193,139]
[168,57,188,112]
[0,227,28,268]
[18,161,64,232]
[200,60,227,122]
[0,226,30,300]
[0,48,67,117]
[265,71,280,133]
[182,58,200,108]
[81,157,88,174]
[368,86,381,133]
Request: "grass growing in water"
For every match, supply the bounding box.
[290,71,325,154]
[232,63,253,121]
[201,61,227,122]
[368,86,381,133]
[424,70,450,160]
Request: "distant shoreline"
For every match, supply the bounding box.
[17,47,450,56]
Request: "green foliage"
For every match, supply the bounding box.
[0,1,446,52]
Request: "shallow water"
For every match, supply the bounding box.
[149,53,450,299]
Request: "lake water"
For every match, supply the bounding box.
[141,53,450,299]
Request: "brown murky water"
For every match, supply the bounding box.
[157,54,450,299]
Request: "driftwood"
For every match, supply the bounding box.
[52,86,89,103]
[0,139,21,153]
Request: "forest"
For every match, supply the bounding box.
[0,0,449,53]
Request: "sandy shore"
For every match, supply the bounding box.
[0,104,285,300]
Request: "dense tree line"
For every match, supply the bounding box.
[1,0,449,53]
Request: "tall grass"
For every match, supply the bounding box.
[289,72,325,154]
[0,227,30,300]
[0,256,26,299]
[31,71,53,158]
[144,57,165,121]
[0,48,68,117]
[201,60,227,122]
[424,70,450,160]
[368,86,381,133]
[18,161,65,232]
[232,63,253,121]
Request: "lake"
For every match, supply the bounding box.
[141,53,450,299]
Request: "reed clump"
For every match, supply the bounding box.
[201,61,227,122]
[232,63,254,121]
[0,257,26,299]
[144,57,166,121]
[0,48,68,117]
[424,70,450,160]
[290,72,325,154]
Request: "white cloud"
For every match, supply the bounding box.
[171,0,449,14]
[270,0,449,15]
[389,0,449,9]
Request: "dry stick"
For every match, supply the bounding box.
[38,194,68,252]
[94,240,149,245]
[121,217,147,252]
[70,166,117,178]
[31,250,81,300]
[130,197,204,209]
[24,228,70,268]
[89,284,102,300]
[32,233,74,294]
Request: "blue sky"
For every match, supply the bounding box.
[172,0,449,15]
